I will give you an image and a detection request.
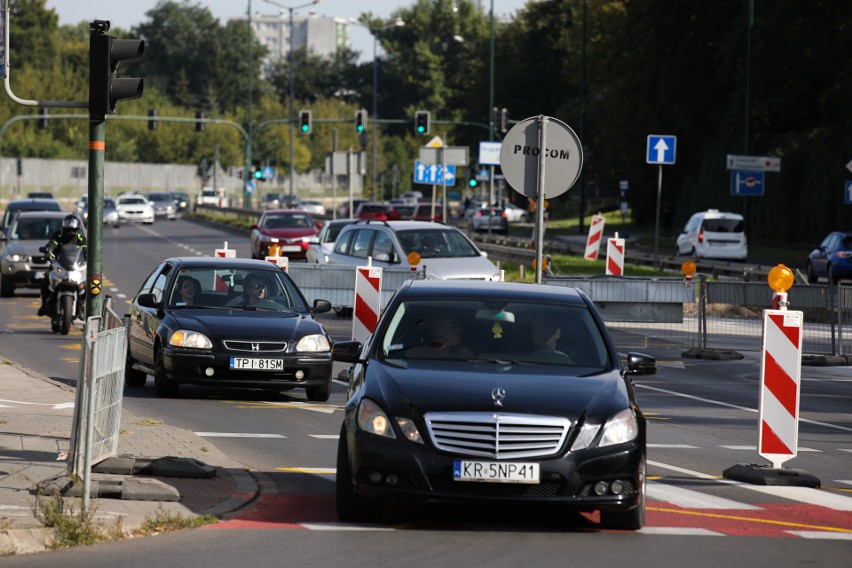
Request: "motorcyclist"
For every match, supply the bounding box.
[37,214,87,316]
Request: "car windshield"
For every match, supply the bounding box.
[168,267,309,312]
[104,198,116,209]
[149,193,172,201]
[119,197,146,205]
[9,217,62,241]
[380,299,610,368]
[261,213,312,229]
[396,228,480,259]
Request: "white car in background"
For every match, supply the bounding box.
[300,200,327,217]
[502,202,531,223]
[115,194,155,225]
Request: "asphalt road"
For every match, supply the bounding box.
[1,218,851,567]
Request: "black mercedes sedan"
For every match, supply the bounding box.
[125,257,334,400]
[332,280,656,530]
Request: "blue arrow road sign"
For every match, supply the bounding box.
[845,181,852,205]
[731,170,765,196]
[413,161,456,186]
[646,135,677,165]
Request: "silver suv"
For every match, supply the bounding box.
[326,220,502,280]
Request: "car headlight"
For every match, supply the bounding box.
[599,408,639,447]
[295,334,330,352]
[571,408,639,450]
[395,417,424,444]
[357,398,395,439]
[4,253,30,263]
[168,330,213,349]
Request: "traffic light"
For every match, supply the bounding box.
[37,107,48,129]
[414,110,430,135]
[499,108,508,133]
[355,109,367,133]
[148,109,158,131]
[89,20,144,120]
[468,177,478,188]
[196,111,206,132]
[299,110,312,133]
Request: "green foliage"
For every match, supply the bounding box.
[32,493,103,549]
[0,0,848,243]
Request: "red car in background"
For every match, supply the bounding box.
[411,202,445,222]
[355,202,390,221]
[250,209,318,260]
[387,203,415,220]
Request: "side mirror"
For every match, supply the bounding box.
[624,352,657,376]
[312,298,332,314]
[38,246,47,253]
[332,340,363,364]
[137,293,159,310]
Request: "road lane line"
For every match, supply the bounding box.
[647,481,761,510]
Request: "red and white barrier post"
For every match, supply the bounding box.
[723,264,819,486]
[352,260,382,342]
[605,232,625,276]
[214,241,236,258]
[265,244,289,271]
[584,214,605,260]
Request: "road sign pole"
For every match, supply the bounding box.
[654,164,663,269]
[441,141,447,223]
[535,116,548,284]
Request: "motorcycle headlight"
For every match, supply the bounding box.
[295,334,330,353]
[68,270,85,282]
[169,330,213,349]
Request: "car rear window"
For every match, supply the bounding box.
[702,218,744,233]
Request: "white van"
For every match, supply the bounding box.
[676,209,747,261]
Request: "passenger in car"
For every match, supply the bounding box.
[174,276,201,306]
[407,313,474,359]
[530,318,574,363]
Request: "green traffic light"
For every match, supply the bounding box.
[301,124,310,133]
[253,170,262,179]
[417,126,425,133]
[356,125,364,133]
[469,178,478,188]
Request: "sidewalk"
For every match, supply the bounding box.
[0,359,259,555]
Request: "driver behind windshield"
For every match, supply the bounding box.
[38,215,87,317]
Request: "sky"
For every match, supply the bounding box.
[46,1,531,62]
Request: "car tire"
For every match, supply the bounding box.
[599,456,645,531]
[806,262,818,284]
[125,350,147,387]
[305,380,331,402]
[520,213,530,223]
[335,425,383,522]
[0,276,13,297]
[153,346,179,397]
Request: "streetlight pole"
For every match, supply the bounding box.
[488,0,495,205]
[262,0,320,203]
[350,17,404,202]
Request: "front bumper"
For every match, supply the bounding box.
[346,426,644,511]
[1,260,50,289]
[118,211,155,224]
[163,346,332,389]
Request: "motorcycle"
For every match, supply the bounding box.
[39,245,86,335]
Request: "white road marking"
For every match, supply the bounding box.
[720,445,820,452]
[648,444,699,449]
[650,460,852,511]
[301,523,394,531]
[647,481,761,510]
[310,435,340,439]
[639,527,724,536]
[637,384,852,433]
[0,399,74,410]
[785,531,852,540]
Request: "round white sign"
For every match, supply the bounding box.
[499,116,583,198]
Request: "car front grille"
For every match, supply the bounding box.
[223,340,288,353]
[424,412,572,460]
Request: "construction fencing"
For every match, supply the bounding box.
[286,264,851,357]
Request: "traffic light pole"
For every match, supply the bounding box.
[86,119,105,320]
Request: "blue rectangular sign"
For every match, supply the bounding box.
[413,161,456,186]
[646,135,677,165]
[731,170,765,196]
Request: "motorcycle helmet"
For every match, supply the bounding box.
[62,214,80,233]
